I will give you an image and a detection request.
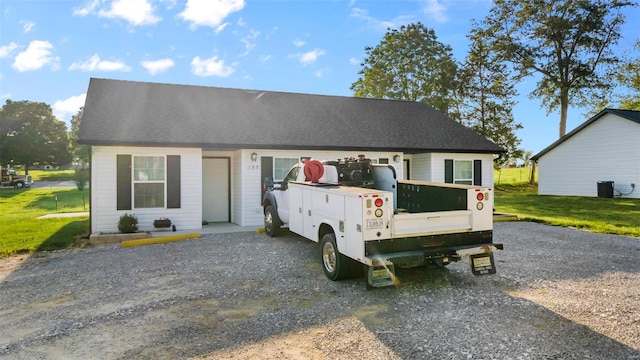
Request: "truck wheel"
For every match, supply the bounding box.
[15,182,24,189]
[264,205,280,237]
[320,233,349,281]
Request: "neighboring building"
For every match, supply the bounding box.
[531,108,640,199]
[78,78,504,233]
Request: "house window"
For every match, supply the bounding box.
[133,156,165,208]
[274,158,299,181]
[454,160,473,185]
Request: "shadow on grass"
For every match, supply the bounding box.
[36,219,89,252]
[29,189,89,212]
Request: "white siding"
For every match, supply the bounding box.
[91,146,203,233]
[430,153,495,186]
[538,114,640,198]
[407,153,433,181]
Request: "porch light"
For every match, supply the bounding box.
[251,152,258,162]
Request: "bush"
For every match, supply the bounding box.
[75,169,89,191]
[118,213,138,233]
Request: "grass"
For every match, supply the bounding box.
[494,168,640,238]
[28,169,76,181]
[0,188,89,257]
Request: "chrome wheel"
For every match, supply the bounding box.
[322,241,337,273]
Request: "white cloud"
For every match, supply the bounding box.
[0,42,20,58]
[291,48,326,65]
[53,94,86,122]
[12,40,60,72]
[239,29,259,57]
[179,0,245,29]
[349,57,360,66]
[259,54,273,62]
[69,54,132,72]
[349,7,413,30]
[422,0,448,23]
[73,0,100,17]
[293,39,305,47]
[141,58,175,75]
[191,56,235,77]
[98,0,161,26]
[22,21,35,33]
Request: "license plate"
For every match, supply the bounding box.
[366,219,383,229]
[473,256,492,268]
[372,268,389,279]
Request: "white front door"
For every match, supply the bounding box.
[202,158,229,222]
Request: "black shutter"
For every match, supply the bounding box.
[117,155,132,210]
[167,155,181,208]
[444,159,453,183]
[473,160,482,186]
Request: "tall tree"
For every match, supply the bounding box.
[481,0,635,138]
[0,100,71,173]
[69,107,91,166]
[458,27,523,167]
[616,39,640,109]
[350,22,458,116]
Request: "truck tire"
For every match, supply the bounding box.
[264,205,280,237]
[15,181,24,189]
[320,233,350,281]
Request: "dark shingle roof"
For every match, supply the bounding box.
[78,78,504,154]
[531,108,640,161]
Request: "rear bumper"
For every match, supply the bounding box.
[364,243,503,268]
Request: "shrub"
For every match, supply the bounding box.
[75,169,89,191]
[118,213,138,233]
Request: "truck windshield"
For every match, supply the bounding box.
[284,166,299,182]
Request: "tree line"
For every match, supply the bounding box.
[0,100,86,174]
[351,0,639,165]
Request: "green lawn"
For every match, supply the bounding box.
[28,169,76,181]
[0,188,89,257]
[493,166,640,238]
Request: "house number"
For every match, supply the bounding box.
[247,164,260,170]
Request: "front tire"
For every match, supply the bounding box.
[15,182,24,189]
[264,205,280,237]
[320,233,350,281]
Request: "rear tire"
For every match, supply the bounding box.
[320,233,350,281]
[264,205,280,237]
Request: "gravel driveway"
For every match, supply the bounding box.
[1,222,639,359]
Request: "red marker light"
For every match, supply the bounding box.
[375,198,384,207]
[477,192,484,201]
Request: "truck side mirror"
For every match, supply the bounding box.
[264,177,274,191]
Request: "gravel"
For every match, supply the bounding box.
[1,222,639,359]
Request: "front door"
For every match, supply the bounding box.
[202,158,229,222]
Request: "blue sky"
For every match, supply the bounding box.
[1,0,638,154]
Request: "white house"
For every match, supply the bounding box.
[78,78,504,233]
[531,108,640,199]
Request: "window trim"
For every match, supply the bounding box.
[453,159,473,185]
[273,157,300,182]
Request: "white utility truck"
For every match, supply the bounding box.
[262,156,502,288]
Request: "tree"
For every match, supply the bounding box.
[458,27,523,167]
[69,107,91,166]
[350,22,458,115]
[481,0,635,138]
[616,39,640,109]
[0,100,71,173]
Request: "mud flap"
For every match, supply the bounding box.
[469,252,496,275]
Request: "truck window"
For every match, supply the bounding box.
[284,166,299,183]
